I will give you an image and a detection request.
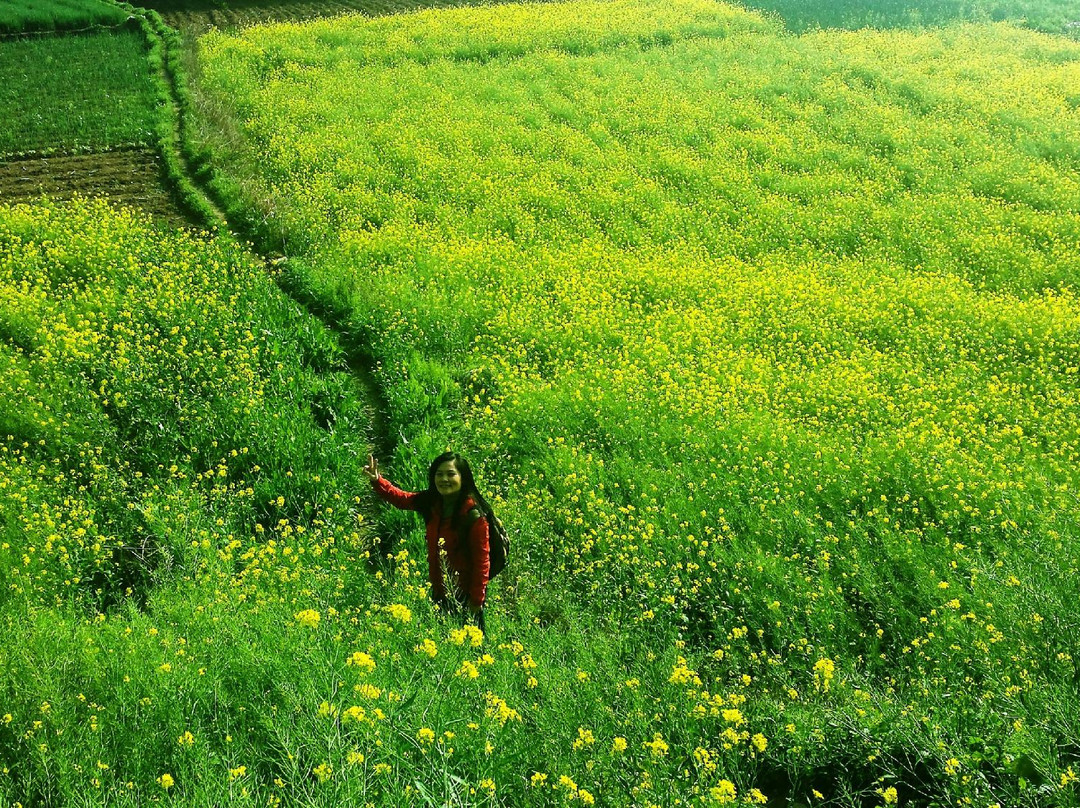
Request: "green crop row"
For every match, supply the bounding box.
[0,0,127,34]
[0,27,157,157]
[191,0,1080,804]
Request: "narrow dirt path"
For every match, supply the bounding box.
[150,5,397,459]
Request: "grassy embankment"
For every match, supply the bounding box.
[189,0,1080,804]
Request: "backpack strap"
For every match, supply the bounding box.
[463,507,483,535]
[459,507,484,563]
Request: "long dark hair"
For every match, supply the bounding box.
[418,451,492,532]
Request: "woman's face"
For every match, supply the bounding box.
[434,460,462,497]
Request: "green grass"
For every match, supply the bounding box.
[735,0,1080,35]
[0,28,158,156]
[0,0,127,34]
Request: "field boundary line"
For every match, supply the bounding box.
[114,1,229,230]
[0,16,138,39]
[121,1,396,464]
[0,142,153,162]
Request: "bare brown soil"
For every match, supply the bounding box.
[157,1,376,33]
[0,148,195,227]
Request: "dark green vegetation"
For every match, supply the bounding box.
[0,28,158,156]
[737,0,1080,35]
[0,0,127,34]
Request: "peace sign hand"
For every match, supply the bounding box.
[364,454,380,481]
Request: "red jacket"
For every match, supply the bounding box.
[372,476,490,606]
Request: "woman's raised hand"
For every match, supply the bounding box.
[364,454,380,481]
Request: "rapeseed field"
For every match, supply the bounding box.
[193,0,1080,803]
[2,0,1079,805]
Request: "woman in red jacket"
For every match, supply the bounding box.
[365,451,490,632]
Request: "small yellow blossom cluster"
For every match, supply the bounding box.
[484,692,522,726]
[449,625,484,647]
[571,727,595,750]
[384,603,412,623]
[876,786,898,804]
[347,651,376,672]
[502,640,540,688]
[669,656,702,686]
[643,733,669,758]
[710,780,737,804]
[455,660,480,679]
[550,773,595,805]
[813,658,836,693]
[354,683,381,699]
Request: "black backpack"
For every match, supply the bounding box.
[464,506,509,578]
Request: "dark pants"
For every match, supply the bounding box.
[438,591,487,634]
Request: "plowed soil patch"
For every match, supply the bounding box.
[0,148,192,227]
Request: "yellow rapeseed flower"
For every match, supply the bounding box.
[347,651,376,672]
[710,780,737,804]
[643,733,668,758]
[385,603,412,623]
